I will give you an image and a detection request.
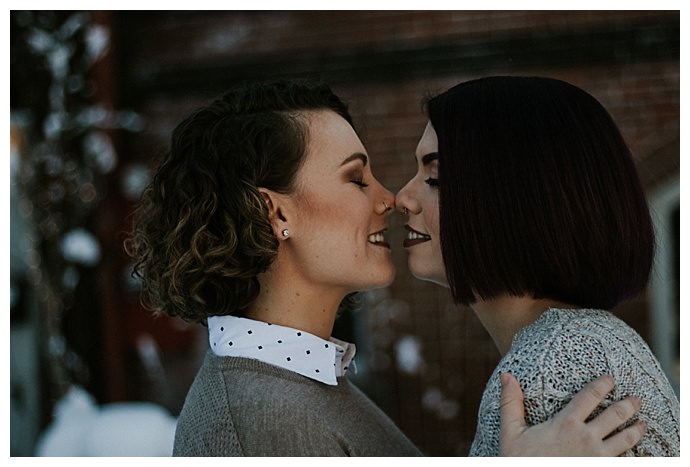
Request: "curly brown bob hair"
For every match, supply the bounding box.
[127,80,353,324]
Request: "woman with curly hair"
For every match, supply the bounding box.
[128,79,644,456]
[396,76,679,456]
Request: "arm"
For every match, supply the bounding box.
[498,373,645,456]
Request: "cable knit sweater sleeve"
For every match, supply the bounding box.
[469,308,680,457]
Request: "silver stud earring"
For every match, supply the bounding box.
[403,207,409,215]
[281,229,289,238]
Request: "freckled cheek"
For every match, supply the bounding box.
[299,188,370,237]
[337,205,371,233]
[310,210,368,247]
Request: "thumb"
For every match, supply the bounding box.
[499,372,527,435]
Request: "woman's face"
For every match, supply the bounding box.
[283,110,396,293]
[395,122,448,287]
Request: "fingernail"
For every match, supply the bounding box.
[630,396,642,410]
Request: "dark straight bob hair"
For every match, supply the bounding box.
[428,76,655,309]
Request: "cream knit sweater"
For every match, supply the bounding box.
[470,308,680,456]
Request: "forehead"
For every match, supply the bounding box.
[304,110,366,167]
[415,121,438,157]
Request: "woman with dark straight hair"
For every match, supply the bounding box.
[396,75,679,456]
[436,76,654,309]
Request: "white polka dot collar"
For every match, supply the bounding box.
[207,315,357,386]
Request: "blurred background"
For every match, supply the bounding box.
[10,10,679,456]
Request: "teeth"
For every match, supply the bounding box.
[368,233,385,244]
[406,231,431,241]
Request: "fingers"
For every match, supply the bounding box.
[598,420,646,456]
[587,396,642,439]
[499,372,527,434]
[557,374,615,422]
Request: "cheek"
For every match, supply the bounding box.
[425,199,443,264]
[424,198,440,238]
[304,199,369,244]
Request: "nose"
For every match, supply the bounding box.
[375,183,396,215]
[395,179,419,215]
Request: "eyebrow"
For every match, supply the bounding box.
[340,152,368,167]
[421,152,438,166]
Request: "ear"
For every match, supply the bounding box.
[258,187,289,240]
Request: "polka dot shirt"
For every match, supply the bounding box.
[207,315,357,386]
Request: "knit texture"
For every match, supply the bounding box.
[173,352,423,456]
[470,308,680,457]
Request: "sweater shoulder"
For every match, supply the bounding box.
[174,353,422,456]
[470,309,680,457]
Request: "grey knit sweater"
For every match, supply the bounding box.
[470,308,680,456]
[173,352,423,456]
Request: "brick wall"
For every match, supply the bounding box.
[111,11,679,455]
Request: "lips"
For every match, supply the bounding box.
[368,229,390,249]
[403,225,431,248]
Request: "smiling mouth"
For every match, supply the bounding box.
[403,225,431,248]
[368,230,390,249]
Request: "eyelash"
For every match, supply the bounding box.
[351,178,369,188]
[425,177,439,187]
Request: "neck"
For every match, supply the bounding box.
[245,267,345,340]
[470,295,575,355]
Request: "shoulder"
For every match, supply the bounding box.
[481,310,625,420]
[471,309,621,455]
[507,308,649,367]
[175,354,350,455]
[512,308,661,377]
[492,308,670,414]
[473,309,680,456]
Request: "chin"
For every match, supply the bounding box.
[409,264,448,288]
[369,265,397,289]
[380,267,397,287]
